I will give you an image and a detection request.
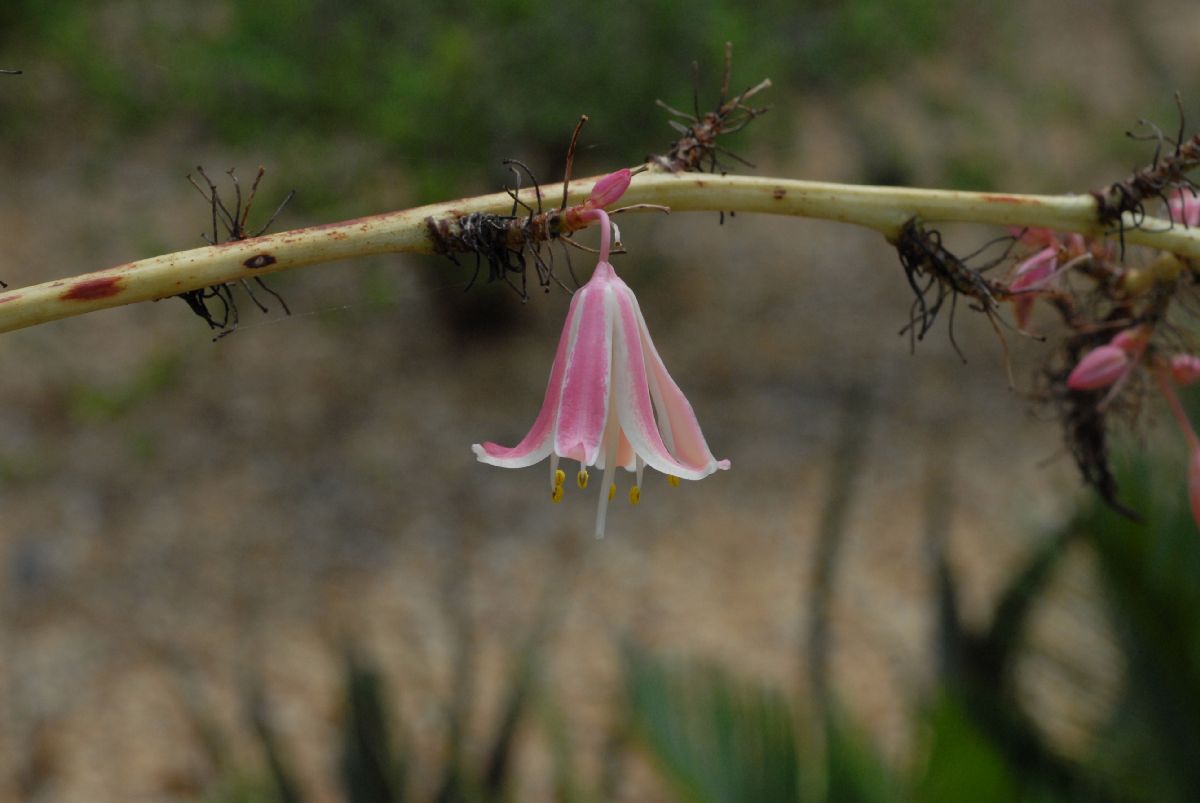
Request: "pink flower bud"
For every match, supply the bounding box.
[1007,247,1061,331]
[1009,247,1058,291]
[1111,325,1150,353]
[1172,355,1200,386]
[587,169,632,209]
[1063,233,1087,259]
[1169,189,1200,228]
[1067,345,1130,390]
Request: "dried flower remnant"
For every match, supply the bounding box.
[472,177,729,537]
[1092,98,1200,245]
[650,42,771,178]
[891,219,1018,363]
[429,118,622,298]
[181,166,294,339]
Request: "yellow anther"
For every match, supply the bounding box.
[551,485,564,503]
[629,485,641,505]
[577,469,589,489]
[608,483,616,501]
[554,469,565,488]
[667,475,680,487]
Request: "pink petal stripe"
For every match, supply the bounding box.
[552,270,613,466]
[472,291,582,468]
[610,282,726,480]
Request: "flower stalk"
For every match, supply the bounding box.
[1,171,1199,336]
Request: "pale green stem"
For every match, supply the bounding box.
[2,171,1199,335]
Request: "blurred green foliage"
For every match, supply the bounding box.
[67,351,183,421]
[0,0,968,202]
[1071,444,1200,800]
[185,385,1200,803]
[624,643,801,803]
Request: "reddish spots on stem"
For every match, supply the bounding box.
[773,187,786,199]
[243,253,277,269]
[61,276,123,301]
[0,294,19,304]
[981,193,1035,205]
[307,214,378,232]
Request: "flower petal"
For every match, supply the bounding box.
[552,270,613,466]
[472,290,583,468]
[609,274,729,479]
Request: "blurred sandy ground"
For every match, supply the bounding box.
[0,1,1196,800]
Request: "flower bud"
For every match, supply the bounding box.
[1111,325,1150,353]
[1066,345,1130,390]
[1172,354,1200,386]
[587,168,632,209]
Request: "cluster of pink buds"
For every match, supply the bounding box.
[1007,228,1110,331]
[473,170,730,537]
[1067,325,1200,528]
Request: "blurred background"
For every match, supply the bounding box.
[1,1,1199,801]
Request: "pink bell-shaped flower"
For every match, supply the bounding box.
[472,200,729,537]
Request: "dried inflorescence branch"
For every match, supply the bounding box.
[879,98,1200,523]
[1020,195,1196,518]
[891,132,1200,520]
[649,41,771,176]
[181,166,294,339]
